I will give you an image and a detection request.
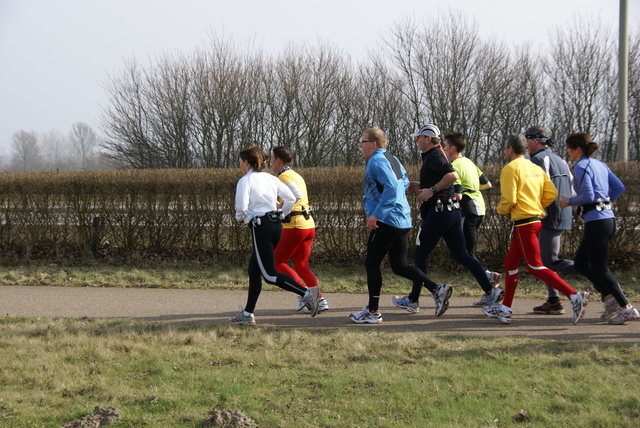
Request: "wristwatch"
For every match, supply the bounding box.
[430,186,437,193]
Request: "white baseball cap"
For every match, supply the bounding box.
[410,124,441,138]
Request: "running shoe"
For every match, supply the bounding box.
[349,306,382,324]
[472,293,490,307]
[600,297,619,320]
[433,284,453,317]
[230,308,256,326]
[392,294,419,313]
[570,291,590,325]
[608,306,639,325]
[303,286,320,317]
[482,304,512,324]
[486,287,504,307]
[304,297,329,313]
[472,287,504,307]
[487,271,502,287]
[533,300,565,315]
[294,295,306,311]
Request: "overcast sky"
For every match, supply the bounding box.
[0,0,637,158]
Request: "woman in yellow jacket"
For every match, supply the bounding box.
[271,146,328,313]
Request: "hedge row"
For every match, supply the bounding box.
[0,163,638,269]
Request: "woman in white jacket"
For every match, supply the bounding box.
[231,145,319,325]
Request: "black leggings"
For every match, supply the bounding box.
[412,208,493,301]
[461,214,483,259]
[245,216,306,313]
[365,222,430,312]
[574,218,629,306]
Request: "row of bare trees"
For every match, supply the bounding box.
[9,123,107,172]
[100,12,639,168]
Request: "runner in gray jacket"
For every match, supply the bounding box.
[525,125,578,315]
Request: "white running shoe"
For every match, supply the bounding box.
[600,297,620,320]
[487,271,502,287]
[472,293,489,307]
[608,306,639,325]
[486,287,504,307]
[349,306,382,324]
[482,304,512,324]
[293,295,306,311]
[570,291,590,325]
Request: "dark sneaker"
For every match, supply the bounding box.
[533,300,565,315]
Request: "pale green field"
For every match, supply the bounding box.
[2,261,638,298]
[1,317,639,427]
[1,262,639,427]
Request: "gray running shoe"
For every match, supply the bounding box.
[350,306,382,324]
[230,308,256,326]
[433,284,453,317]
[303,286,320,317]
[304,297,329,313]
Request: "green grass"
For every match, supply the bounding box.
[1,261,639,426]
[1,259,638,299]
[0,318,639,427]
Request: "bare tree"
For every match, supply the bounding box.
[40,129,73,171]
[291,42,349,166]
[357,59,416,165]
[69,122,99,170]
[144,53,195,168]
[97,12,630,169]
[545,17,616,159]
[191,36,248,168]
[10,130,41,172]
[628,32,640,161]
[101,58,159,169]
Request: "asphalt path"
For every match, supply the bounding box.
[1,286,638,343]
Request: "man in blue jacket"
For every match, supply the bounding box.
[525,125,578,315]
[350,127,432,324]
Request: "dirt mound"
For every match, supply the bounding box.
[61,405,122,427]
[202,409,257,427]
